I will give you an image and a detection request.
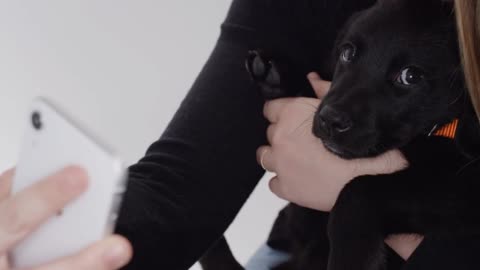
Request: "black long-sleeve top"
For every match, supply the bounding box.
[115,0,480,269]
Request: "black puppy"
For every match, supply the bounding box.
[201,0,480,270]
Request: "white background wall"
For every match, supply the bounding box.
[0,1,287,268]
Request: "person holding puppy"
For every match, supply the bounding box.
[256,0,480,269]
[122,0,480,268]
[1,0,479,269]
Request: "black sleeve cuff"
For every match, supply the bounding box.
[404,235,480,270]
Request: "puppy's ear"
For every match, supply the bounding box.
[440,0,455,16]
[456,99,480,159]
[450,69,480,159]
[397,0,454,16]
[426,0,455,17]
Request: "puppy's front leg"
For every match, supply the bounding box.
[326,161,480,270]
[327,178,387,270]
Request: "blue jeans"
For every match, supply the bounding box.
[245,244,291,270]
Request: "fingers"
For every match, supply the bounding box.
[263,98,293,123]
[266,124,278,144]
[33,235,132,270]
[307,72,331,99]
[268,176,290,202]
[354,150,409,176]
[0,169,14,201]
[0,171,12,268]
[0,166,88,254]
[256,146,275,172]
[0,256,8,270]
[263,72,329,123]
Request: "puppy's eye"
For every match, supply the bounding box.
[340,43,357,63]
[395,67,425,86]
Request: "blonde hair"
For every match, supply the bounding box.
[455,0,480,117]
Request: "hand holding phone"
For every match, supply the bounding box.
[9,98,128,268]
[0,167,132,269]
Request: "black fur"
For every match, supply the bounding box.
[201,1,480,270]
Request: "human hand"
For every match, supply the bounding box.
[258,72,409,212]
[258,72,419,259]
[0,167,132,270]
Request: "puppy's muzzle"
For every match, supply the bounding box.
[316,105,353,137]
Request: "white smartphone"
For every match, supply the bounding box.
[10,97,127,268]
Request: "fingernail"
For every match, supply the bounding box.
[104,242,130,268]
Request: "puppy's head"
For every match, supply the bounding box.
[313,0,465,159]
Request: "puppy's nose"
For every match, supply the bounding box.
[318,105,353,135]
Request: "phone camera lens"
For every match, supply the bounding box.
[32,111,42,130]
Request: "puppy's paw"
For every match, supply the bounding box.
[245,49,289,100]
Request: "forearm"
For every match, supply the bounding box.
[115,21,268,270]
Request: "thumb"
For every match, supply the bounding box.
[354,150,409,176]
[307,72,331,99]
